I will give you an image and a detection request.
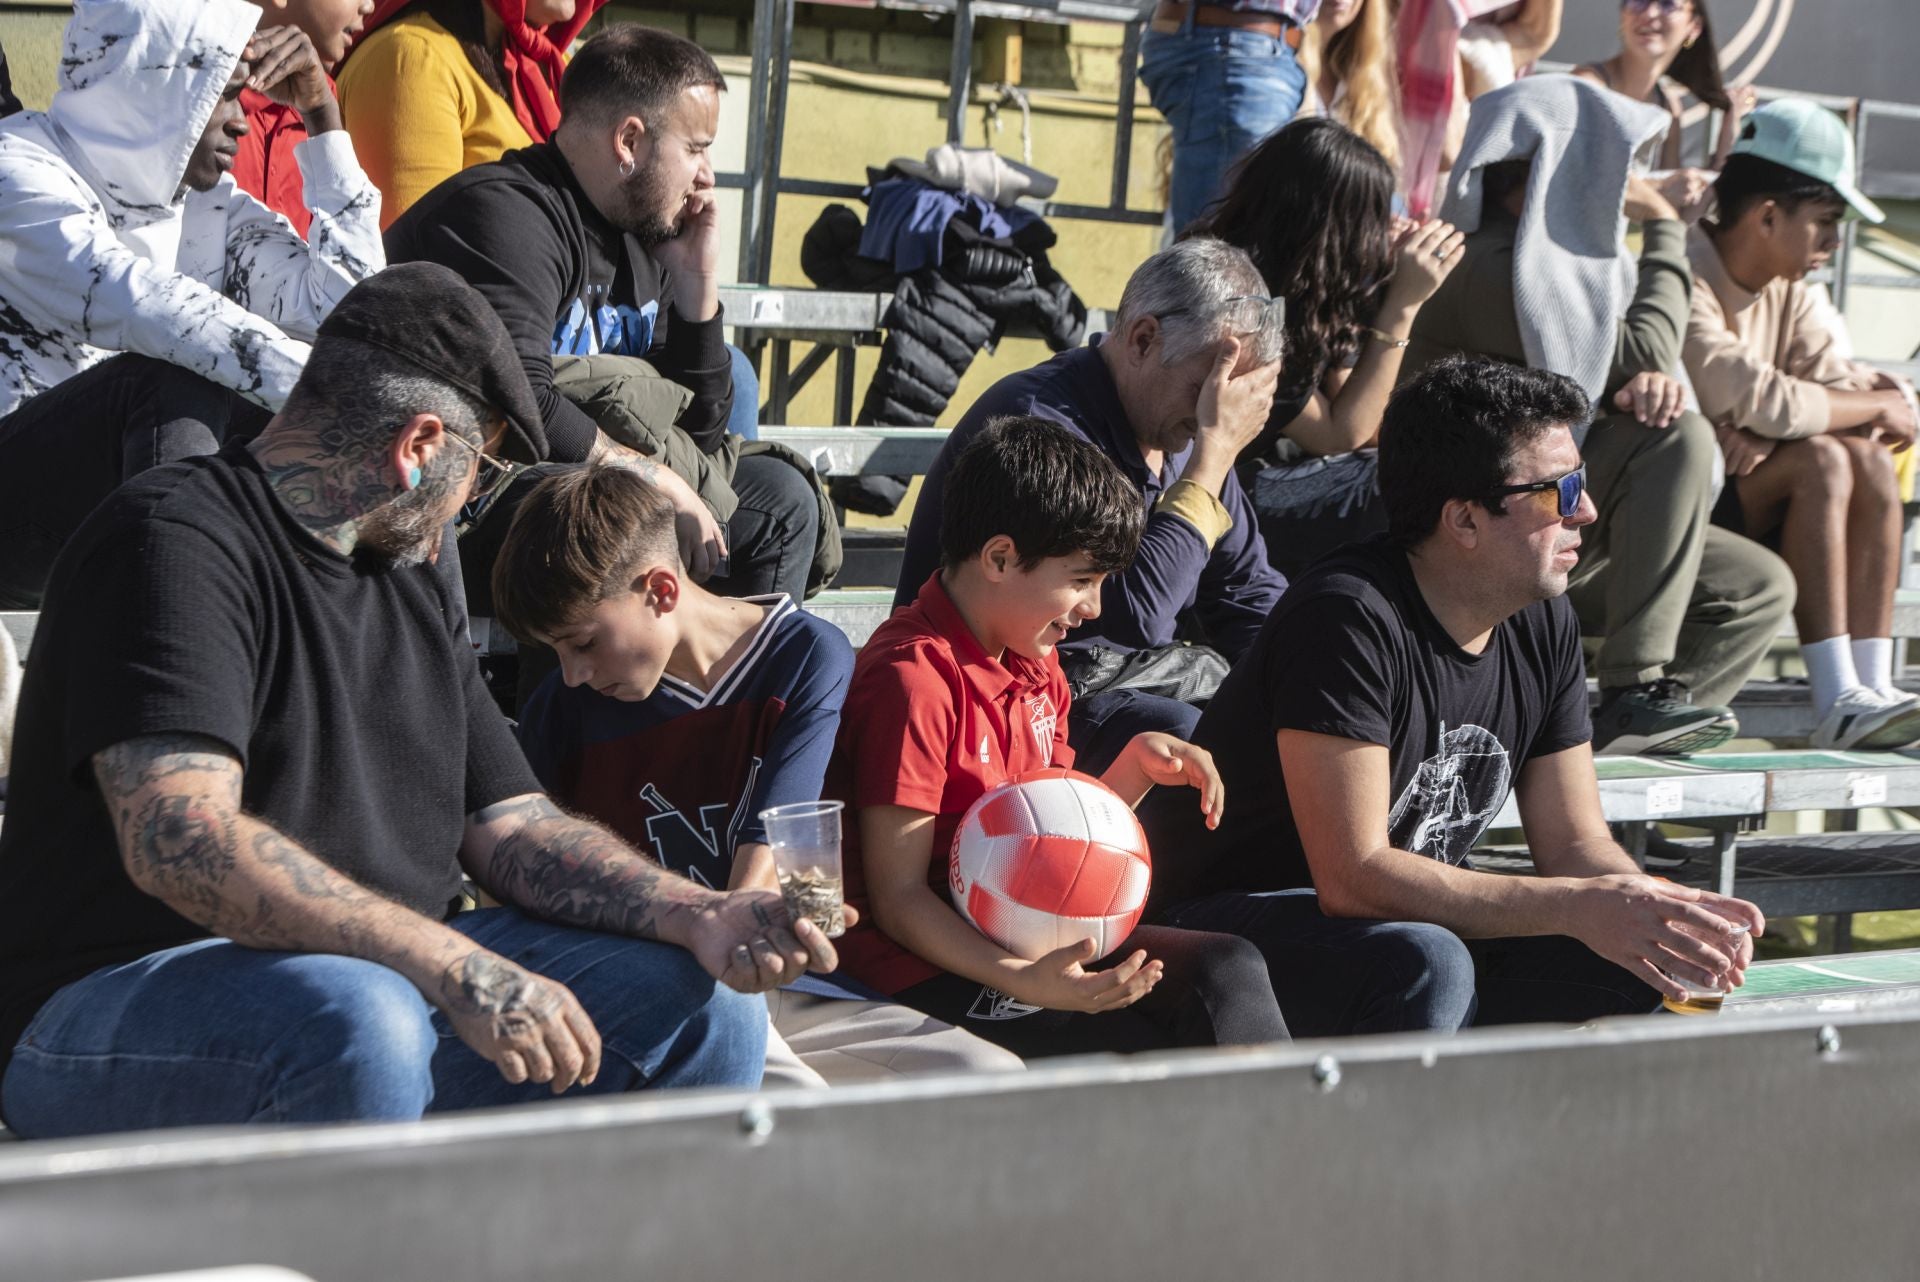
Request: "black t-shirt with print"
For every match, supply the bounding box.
[1146,536,1591,906]
[0,443,541,1077]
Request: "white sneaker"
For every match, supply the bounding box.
[1811,687,1920,750]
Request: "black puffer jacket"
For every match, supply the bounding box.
[801,193,1085,516]
[801,195,1086,428]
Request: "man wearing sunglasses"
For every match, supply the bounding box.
[891,238,1288,766]
[0,265,846,1139]
[1146,358,1765,1034]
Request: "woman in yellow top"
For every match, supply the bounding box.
[338,0,605,228]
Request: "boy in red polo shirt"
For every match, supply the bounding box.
[835,417,1289,1057]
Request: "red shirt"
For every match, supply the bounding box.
[232,89,314,236]
[831,572,1073,994]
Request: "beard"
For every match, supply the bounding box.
[605,154,683,247]
[358,451,464,568]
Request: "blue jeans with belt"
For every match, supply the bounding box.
[1139,24,1309,233]
[0,907,769,1138]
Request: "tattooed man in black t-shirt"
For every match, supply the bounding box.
[0,266,848,1139]
[1148,358,1766,1033]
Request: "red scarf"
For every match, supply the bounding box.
[352,0,607,141]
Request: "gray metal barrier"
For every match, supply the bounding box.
[4,1005,1919,1281]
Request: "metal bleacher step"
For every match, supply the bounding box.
[836,528,908,591]
[762,424,948,478]
[1482,831,1920,919]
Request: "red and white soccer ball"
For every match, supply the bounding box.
[948,768,1153,962]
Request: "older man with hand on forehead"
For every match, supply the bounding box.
[894,238,1289,767]
[0,264,843,1140]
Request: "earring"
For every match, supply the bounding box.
[618,157,635,177]
[1682,34,1696,48]
[407,466,422,489]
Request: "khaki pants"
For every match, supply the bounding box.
[1566,411,1795,709]
[759,989,1025,1089]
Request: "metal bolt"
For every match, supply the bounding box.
[1817,1025,1842,1056]
[1312,1054,1342,1091]
[740,1099,775,1142]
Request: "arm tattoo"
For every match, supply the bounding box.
[473,796,693,939]
[94,735,405,952]
[586,430,662,483]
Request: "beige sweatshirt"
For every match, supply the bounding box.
[1684,225,1871,440]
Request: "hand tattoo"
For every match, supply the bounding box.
[439,951,559,1040]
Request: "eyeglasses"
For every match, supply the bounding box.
[1488,464,1586,519]
[443,429,515,502]
[1622,0,1692,15]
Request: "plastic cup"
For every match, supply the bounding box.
[1661,921,1751,1015]
[760,800,846,938]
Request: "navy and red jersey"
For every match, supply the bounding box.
[517,596,853,890]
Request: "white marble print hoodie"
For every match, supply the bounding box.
[0,0,384,419]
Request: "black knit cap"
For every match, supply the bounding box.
[316,262,549,462]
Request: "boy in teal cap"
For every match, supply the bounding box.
[1684,99,1920,750]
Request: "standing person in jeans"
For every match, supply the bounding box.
[1140,0,1321,235]
[0,265,830,1140]
[1404,75,1793,754]
[1144,358,1766,1035]
[0,0,384,608]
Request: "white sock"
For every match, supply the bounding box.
[1852,637,1897,698]
[1803,635,1862,714]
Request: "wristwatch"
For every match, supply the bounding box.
[1366,326,1410,349]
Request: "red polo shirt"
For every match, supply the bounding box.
[831,571,1074,995]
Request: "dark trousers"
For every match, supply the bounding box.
[1066,688,1202,776]
[0,355,268,608]
[704,452,819,603]
[895,922,1289,1059]
[1156,889,1661,1037]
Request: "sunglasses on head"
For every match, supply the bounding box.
[1622,0,1692,15]
[1488,464,1586,519]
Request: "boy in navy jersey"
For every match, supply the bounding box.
[495,466,1020,1083]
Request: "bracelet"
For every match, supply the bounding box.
[1366,327,1410,349]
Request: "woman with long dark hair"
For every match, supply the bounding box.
[338,0,605,228]
[1574,0,1755,173]
[1191,117,1461,573]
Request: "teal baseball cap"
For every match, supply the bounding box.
[1731,98,1884,224]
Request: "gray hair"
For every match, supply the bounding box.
[284,341,490,447]
[1112,237,1285,367]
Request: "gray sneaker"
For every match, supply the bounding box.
[1591,680,1738,756]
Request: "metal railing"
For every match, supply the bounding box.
[724,0,1158,285]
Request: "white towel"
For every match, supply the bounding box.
[1441,76,1671,422]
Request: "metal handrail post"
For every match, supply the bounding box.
[946,0,976,146]
[1108,18,1143,212]
[752,0,798,285]
[1835,99,1871,314]
[738,0,777,283]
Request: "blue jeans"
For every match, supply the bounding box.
[1139,26,1308,234]
[727,343,759,442]
[0,908,768,1139]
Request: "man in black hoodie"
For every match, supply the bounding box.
[387,24,817,603]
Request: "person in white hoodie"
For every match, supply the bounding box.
[0,0,383,608]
